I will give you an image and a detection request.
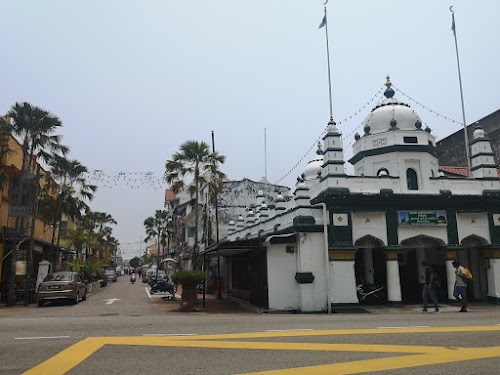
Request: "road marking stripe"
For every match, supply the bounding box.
[266,329,314,332]
[23,326,500,375]
[377,326,429,329]
[15,336,70,340]
[143,333,196,336]
[145,288,151,299]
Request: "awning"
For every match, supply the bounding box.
[263,233,297,246]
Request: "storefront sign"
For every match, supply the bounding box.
[398,210,447,226]
[16,260,26,276]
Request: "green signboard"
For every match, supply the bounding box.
[398,210,447,226]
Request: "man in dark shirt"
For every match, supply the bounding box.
[422,260,439,313]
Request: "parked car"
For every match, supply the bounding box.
[37,271,87,307]
[105,269,118,282]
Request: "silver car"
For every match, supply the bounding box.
[37,272,87,307]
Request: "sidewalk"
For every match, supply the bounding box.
[151,287,261,314]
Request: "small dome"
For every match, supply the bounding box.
[473,122,485,139]
[361,76,423,135]
[302,141,323,180]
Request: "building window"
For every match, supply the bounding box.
[403,136,418,144]
[406,168,419,190]
[377,168,389,177]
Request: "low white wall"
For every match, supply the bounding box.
[267,244,299,310]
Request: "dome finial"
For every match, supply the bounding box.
[384,75,395,98]
[316,140,323,155]
[385,75,392,88]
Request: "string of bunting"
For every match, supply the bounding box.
[84,170,166,190]
[274,86,385,184]
[275,83,463,185]
[392,85,462,127]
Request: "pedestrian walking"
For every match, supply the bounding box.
[421,260,439,313]
[452,260,468,312]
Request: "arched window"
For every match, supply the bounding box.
[406,168,419,190]
[377,168,389,177]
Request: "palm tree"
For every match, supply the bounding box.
[7,102,69,169]
[5,102,68,306]
[164,140,225,270]
[47,156,97,266]
[144,210,171,278]
[79,210,117,263]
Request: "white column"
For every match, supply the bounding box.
[386,258,402,302]
[363,249,374,284]
[416,248,426,284]
[446,259,456,301]
[487,258,500,299]
[331,261,358,304]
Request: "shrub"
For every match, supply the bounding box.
[171,270,205,286]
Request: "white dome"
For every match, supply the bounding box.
[473,124,485,139]
[302,142,324,180]
[303,155,323,180]
[362,78,422,135]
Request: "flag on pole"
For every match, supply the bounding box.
[318,14,327,29]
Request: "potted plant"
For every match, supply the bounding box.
[171,270,205,311]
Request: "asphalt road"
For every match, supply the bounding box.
[1,276,500,375]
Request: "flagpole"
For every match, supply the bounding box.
[450,6,472,178]
[322,4,334,121]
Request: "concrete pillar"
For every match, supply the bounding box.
[386,252,402,303]
[445,250,458,302]
[330,251,358,304]
[483,249,500,303]
[363,248,374,284]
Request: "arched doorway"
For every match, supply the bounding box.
[354,235,387,304]
[400,235,446,303]
[461,235,489,301]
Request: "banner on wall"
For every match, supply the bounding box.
[398,210,447,226]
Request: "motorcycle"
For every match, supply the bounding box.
[130,274,136,284]
[356,283,385,304]
[150,278,176,299]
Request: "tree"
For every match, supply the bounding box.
[5,102,69,306]
[129,257,141,269]
[46,156,97,266]
[144,210,171,278]
[164,140,225,270]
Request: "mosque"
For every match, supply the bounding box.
[201,76,500,312]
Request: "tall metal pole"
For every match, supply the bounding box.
[211,131,222,299]
[450,7,472,177]
[320,2,334,121]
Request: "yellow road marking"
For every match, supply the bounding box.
[23,326,500,375]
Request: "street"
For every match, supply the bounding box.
[1,276,500,374]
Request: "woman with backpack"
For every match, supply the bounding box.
[452,260,468,312]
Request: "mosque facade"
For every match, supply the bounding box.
[202,77,500,312]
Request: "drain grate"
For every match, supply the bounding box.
[99,313,119,316]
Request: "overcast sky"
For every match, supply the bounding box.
[2,1,499,259]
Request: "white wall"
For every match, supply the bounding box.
[296,232,327,312]
[457,213,491,243]
[398,226,448,244]
[267,243,299,310]
[352,212,387,245]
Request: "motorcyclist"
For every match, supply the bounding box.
[130,271,136,283]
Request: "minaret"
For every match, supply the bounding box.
[274,193,287,216]
[321,119,346,176]
[469,123,498,179]
[294,178,311,206]
[236,215,245,231]
[245,209,256,227]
